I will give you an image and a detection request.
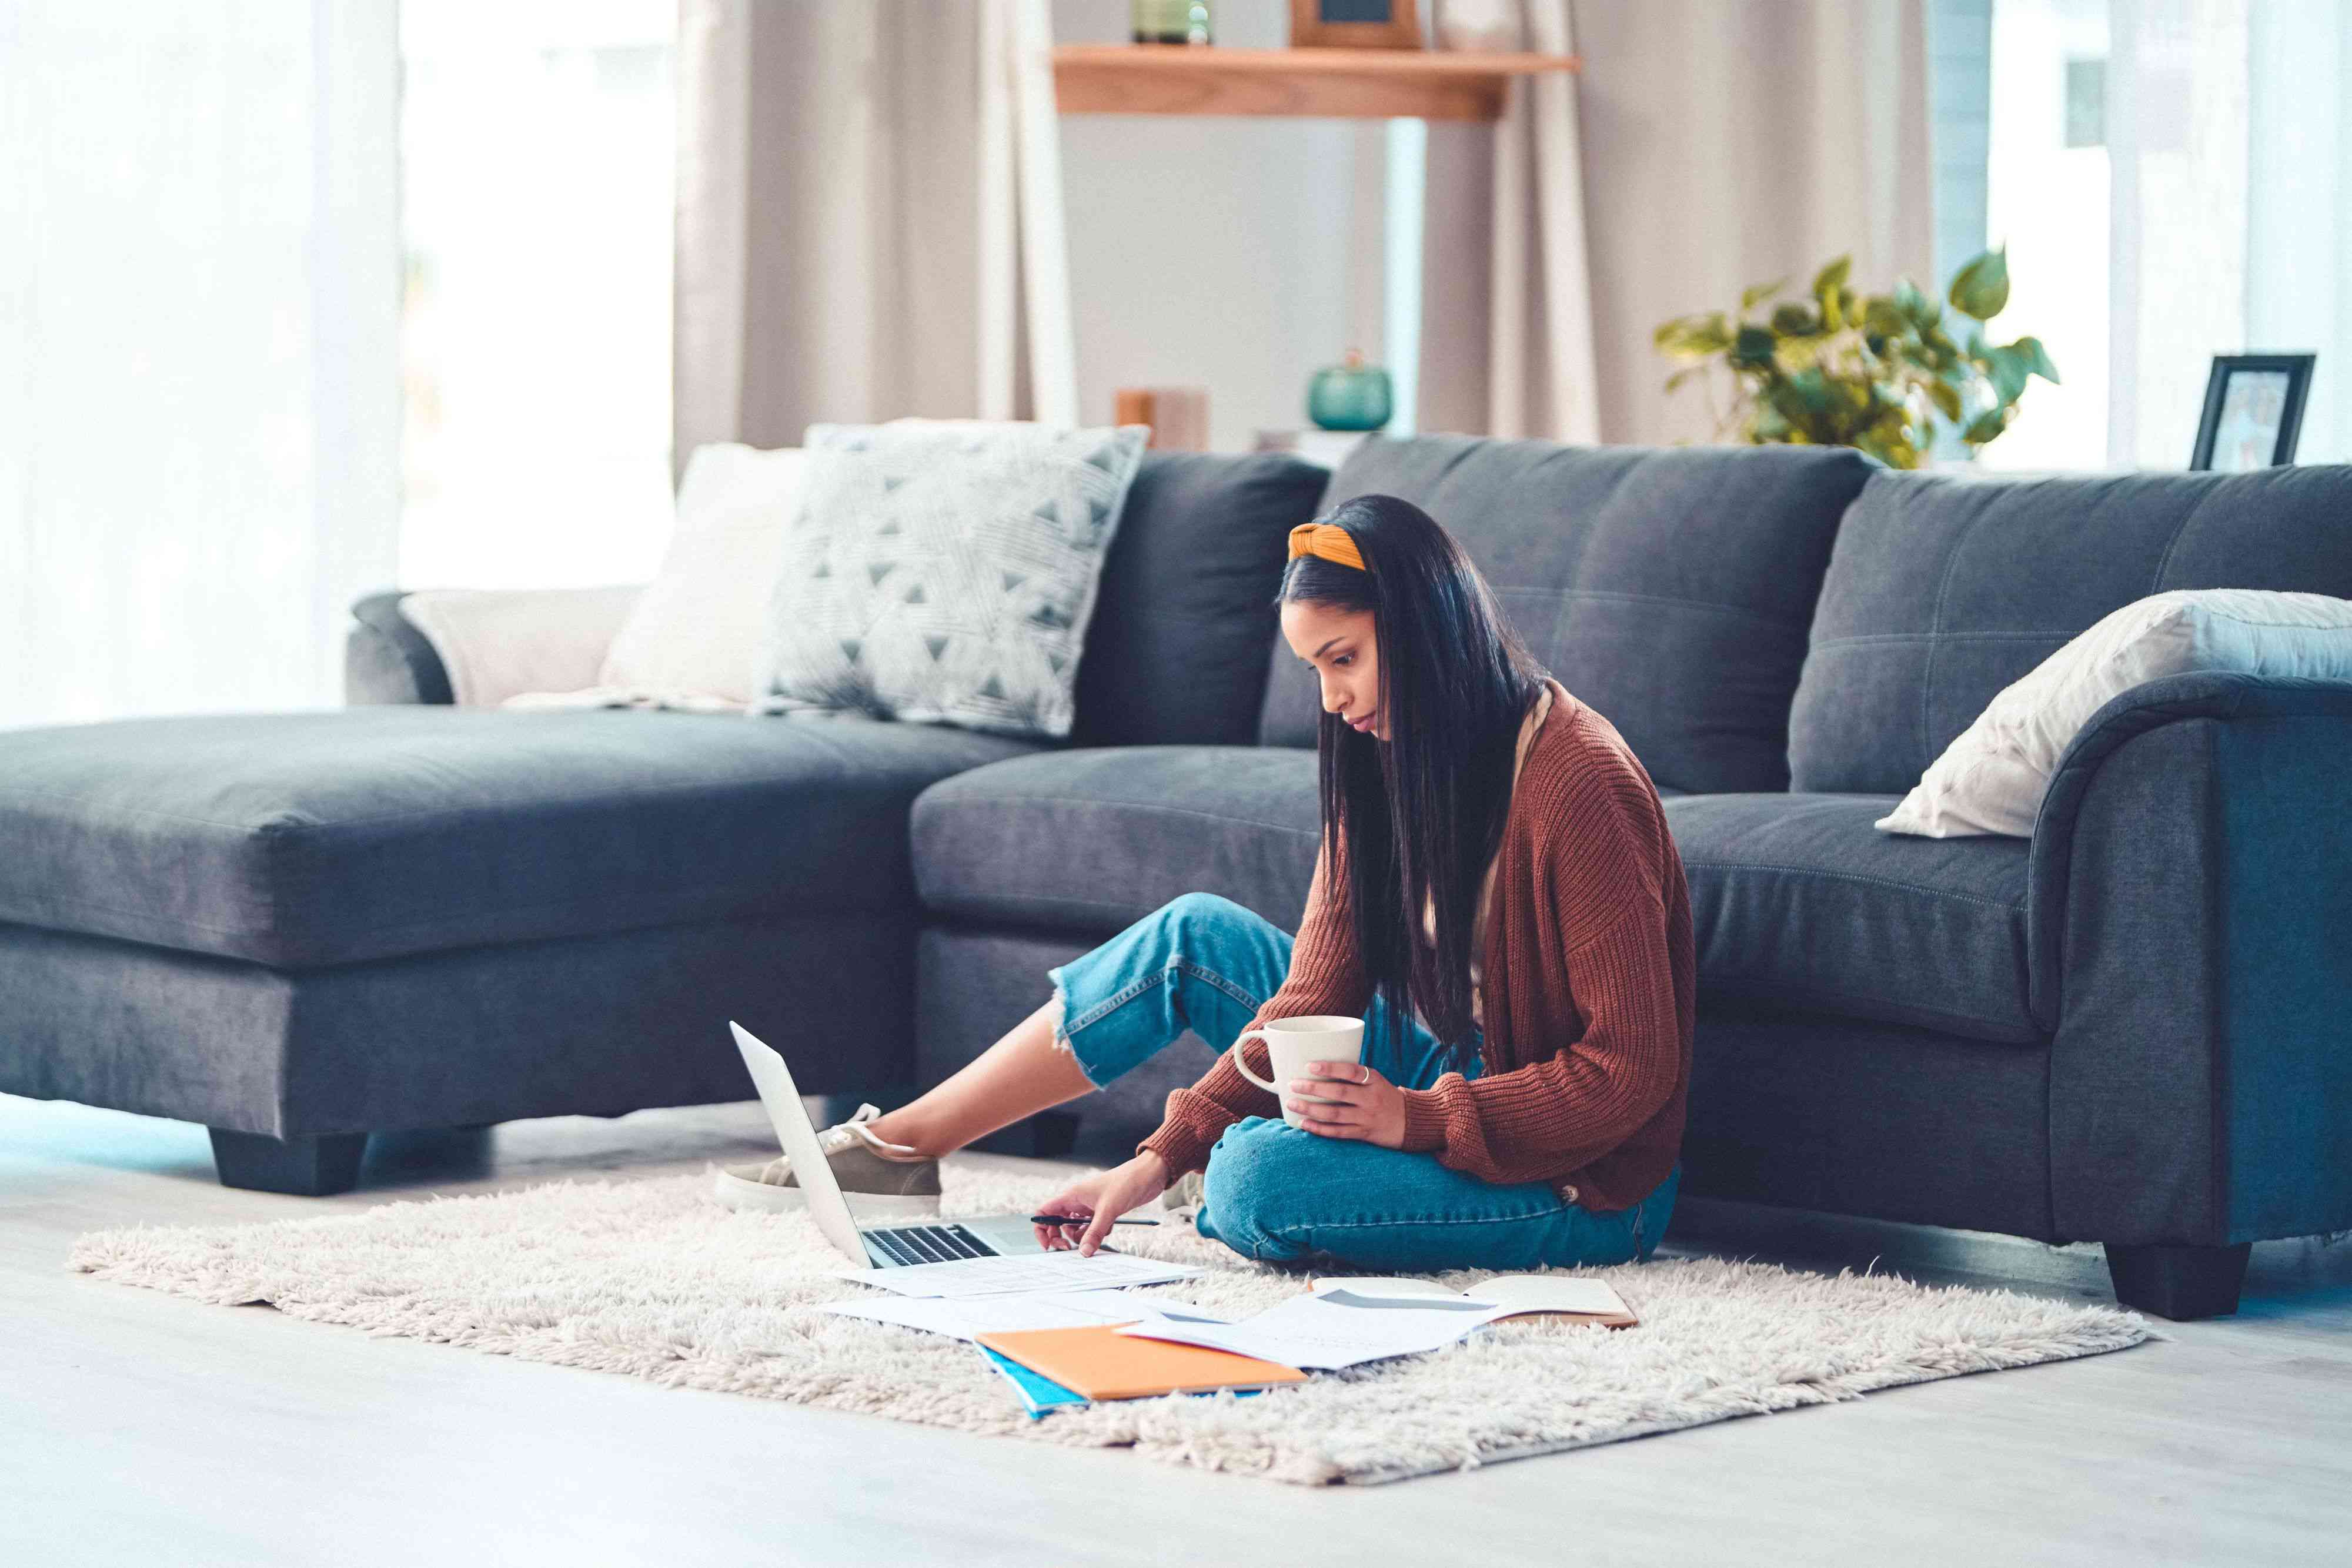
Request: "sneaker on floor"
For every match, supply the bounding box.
[1160,1168,1204,1218]
[710,1104,942,1216]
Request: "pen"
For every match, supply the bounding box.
[1025,1213,1160,1226]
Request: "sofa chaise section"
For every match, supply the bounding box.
[0,707,1041,1192]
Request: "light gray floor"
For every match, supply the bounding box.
[6,1093,2348,1568]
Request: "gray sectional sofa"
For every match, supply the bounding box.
[5,437,2348,1321]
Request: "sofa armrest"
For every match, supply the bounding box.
[343,585,645,709]
[346,591,455,706]
[2025,670,2352,1246]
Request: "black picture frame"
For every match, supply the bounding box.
[2190,353,2316,472]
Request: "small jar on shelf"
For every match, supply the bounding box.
[1131,0,1212,46]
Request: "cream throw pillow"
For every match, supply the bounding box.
[1877,589,2352,838]
[584,443,808,708]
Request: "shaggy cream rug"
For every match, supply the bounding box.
[72,1162,2157,1485]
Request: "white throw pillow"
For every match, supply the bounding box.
[1877,589,2352,838]
[579,443,810,708]
[754,419,1148,740]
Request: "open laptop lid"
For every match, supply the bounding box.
[728,1021,870,1269]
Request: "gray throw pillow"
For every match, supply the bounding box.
[754,419,1148,739]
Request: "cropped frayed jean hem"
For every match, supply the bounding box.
[1044,891,1681,1272]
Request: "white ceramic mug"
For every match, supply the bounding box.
[1232,1015,1367,1129]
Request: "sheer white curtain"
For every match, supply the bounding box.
[1422,0,1933,444]
[673,0,1075,466]
[0,2,400,731]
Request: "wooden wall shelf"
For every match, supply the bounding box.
[1052,45,1581,122]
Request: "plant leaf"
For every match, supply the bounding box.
[1812,256,1852,302]
[1893,278,1941,332]
[1741,277,1789,311]
[1925,376,1963,422]
[1653,312,1733,357]
[1769,302,1821,337]
[1963,408,2011,445]
[1949,246,2011,320]
[2011,334,2062,385]
[1730,325,1779,369]
[1863,298,1910,339]
[1983,343,2030,406]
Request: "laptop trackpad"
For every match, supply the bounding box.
[961,1213,1046,1255]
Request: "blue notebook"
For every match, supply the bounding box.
[977,1345,1272,1420]
[979,1345,1090,1419]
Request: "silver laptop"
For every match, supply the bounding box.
[727,1021,1043,1269]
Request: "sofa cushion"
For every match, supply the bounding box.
[911,746,1322,934]
[0,708,1041,968]
[1256,437,1877,794]
[1788,464,2352,795]
[1068,450,1329,749]
[1665,793,2034,1044]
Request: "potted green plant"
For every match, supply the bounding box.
[1653,248,2059,469]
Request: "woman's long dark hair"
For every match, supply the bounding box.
[1278,493,1551,1074]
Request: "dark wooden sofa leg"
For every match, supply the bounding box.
[208,1129,369,1196]
[2104,1241,2251,1320]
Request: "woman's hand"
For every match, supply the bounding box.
[1289,1059,1406,1148]
[1033,1149,1170,1257]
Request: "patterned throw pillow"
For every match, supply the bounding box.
[754,420,1149,739]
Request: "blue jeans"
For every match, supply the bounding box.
[1047,891,1681,1272]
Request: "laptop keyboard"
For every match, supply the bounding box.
[867,1223,997,1266]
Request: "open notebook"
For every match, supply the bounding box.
[1309,1274,1639,1329]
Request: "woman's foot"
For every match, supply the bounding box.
[710,1104,943,1215]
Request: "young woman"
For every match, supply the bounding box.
[714,494,1695,1272]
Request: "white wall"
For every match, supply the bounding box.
[1050,0,1379,452]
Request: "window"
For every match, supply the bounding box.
[1934,0,2351,470]
[398,1,677,590]
[1976,0,2113,470]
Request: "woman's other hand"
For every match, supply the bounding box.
[1289,1059,1406,1148]
[1033,1149,1170,1256]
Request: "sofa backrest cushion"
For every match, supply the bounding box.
[1788,464,2352,794]
[1068,450,1328,748]
[1254,437,1877,794]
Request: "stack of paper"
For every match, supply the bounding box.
[1115,1274,1638,1370]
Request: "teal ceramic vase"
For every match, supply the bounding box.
[1307,350,1393,432]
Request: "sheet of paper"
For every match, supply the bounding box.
[817,1289,1227,1342]
[827,1249,1203,1299]
[1311,1273,1632,1318]
[1117,1288,1516,1370]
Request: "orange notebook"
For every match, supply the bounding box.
[974,1325,1308,1401]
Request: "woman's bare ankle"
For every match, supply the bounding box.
[862,1111,950,1161]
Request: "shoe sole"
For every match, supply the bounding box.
[709,1166,942,1218]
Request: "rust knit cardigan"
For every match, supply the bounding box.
[1137,679,1696,1213]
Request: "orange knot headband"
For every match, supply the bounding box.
[1288,521,1369,573]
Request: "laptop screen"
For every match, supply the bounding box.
[728,1021,870,1267]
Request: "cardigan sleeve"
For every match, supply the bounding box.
[1392,774,1683,1189]
[1137,826,1371,1179]
[1392,903,1682,1188]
